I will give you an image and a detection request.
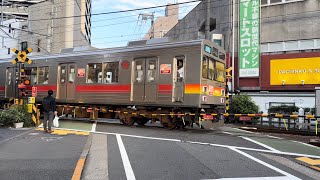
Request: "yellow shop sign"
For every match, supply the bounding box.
[270,57,320,85]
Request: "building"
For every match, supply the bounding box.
[0,0,92,58]
[144,4,179,39]
[165,0,320,113]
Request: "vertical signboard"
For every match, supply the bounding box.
[239,0,260,77]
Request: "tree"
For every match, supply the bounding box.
[229,95,259,114]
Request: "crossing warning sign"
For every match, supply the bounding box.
[32,86,37,97]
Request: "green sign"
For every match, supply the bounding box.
[239,0,260,77]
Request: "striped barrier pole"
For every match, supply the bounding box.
[283,119,288,131]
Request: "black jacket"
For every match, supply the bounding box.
[43,95,56,112]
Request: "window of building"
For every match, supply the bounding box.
[216,62,225,83]
[9,24,12,33]
[263,0,303,6]
[25,67,37,85]
[270,0,282,3]
[87,63,102,83]
[38,67,49,84]
[7,48,10,55]
[103,62,119,83]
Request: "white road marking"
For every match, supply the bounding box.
[116,134,136,180]
[0,128,35,144]
[91,122,97,132]
[229,147,301,180]
[206,176,297,180]
[93,131,320,159]
[222,131,233,135]
[232,128,255,134]
[292,141,320,149]
[241,136,280,152]
[265,135,282,139]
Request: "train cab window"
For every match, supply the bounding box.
[147,60,156,82]
[38,67,49,84]
[202,57,208,78]
[25,67,37,85]
[69,65,75,83]
[208,58,215,80]
[87,63,102,83]
[216,61,225,82]
[103,62,119,83]
[135,61,144,83]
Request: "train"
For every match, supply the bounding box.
[0,38,226,128]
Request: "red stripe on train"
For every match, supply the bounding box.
[76,85,131,92]
[0,86,5,91]
[25,85,57,92]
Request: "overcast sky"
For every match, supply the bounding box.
[91,0,199,48]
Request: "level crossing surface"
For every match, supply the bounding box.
[0,120,319,180]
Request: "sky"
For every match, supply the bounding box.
[91,0,200,48]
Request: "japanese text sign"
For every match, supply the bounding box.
[239,0,260,77]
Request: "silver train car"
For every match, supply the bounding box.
[0,39,226,127]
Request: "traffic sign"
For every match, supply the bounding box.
[32,86,37,97]
[28,97,35,104]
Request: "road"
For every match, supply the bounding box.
[83,120,320,180]
[1,120,320,180]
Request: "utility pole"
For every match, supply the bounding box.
[205,0,211,40]
[140,13,155,39]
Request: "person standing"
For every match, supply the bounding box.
[42,90,57,133]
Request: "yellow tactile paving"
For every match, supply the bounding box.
[296,157,320,166]
[35,128,90,136]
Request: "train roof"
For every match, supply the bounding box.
[0,38,224,63]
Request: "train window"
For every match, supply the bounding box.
[25,67,37,85]
[38,67,49,84]
[135,61,144,83]
[202,57,208,79]
[69,65,75,83]
[176,58,184,82]
[208,58,215,80]
[6,70,12,85]
[212,47,218,57]
[147,60,157,82]
[87,63,102,83]
[219,52,225,61]
[204,45,211,54]
[103,62,119,83]
[216,61,225,82]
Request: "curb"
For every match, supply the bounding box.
[71,133,93,180]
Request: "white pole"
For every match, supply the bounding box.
[231,0,236,93]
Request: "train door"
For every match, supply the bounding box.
[5,67,16,98]
[172,57,185,102]
[131,57,158,102]
[58,64,76,101]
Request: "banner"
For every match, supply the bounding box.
[270,57,320,85]
[239,0,260,77]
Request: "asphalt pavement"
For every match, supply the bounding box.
[0,127,88,180]
[81,121,320,180]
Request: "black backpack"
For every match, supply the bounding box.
[42,96,52,112]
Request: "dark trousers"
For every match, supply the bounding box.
[43,111,54,131]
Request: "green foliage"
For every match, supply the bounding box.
[229,95,259,114]
[0,105,34,127]
[268,105,299,114]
